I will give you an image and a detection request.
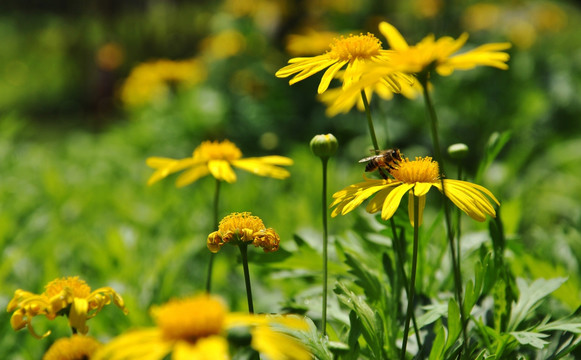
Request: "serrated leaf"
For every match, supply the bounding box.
[281,316,333,360]
[428,321,446,360]
[510,331,550,349]
[509,277,568,331]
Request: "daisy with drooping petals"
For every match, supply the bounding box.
[275,32,407,95]
[146,139,293,186]
[7,276,128,339]
[43,335,101,360]
[330,156,499,227]
[207,212,280,253]
[93,294,311,360]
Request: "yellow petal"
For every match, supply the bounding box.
[69,298,89,334]
[176,165,210,187]
[318,60,348,94]
[208,160,237,183]
[251,325,311,360]
[232,159,291,179]
[92,329,172,360]
[381,183,413,220]
[413,182,433,197]
[253,156,294,166]
[379,21,409,51]
[173,336,229,360]
[275,55,330,78]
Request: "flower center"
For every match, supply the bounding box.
[43,335,101,360]
[194,140,243,161]
[327,34,382,62]
[44,277,91,299]
[390,157,440,183]
[152,295,226,342]
[218,212,265,235]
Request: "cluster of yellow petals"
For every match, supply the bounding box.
[43,335,101,360]
[93,294,311,360]
[147,139,293,186]
[207,212,280,253]
[331,156,499,226]
[7,276,128,339]
[120,58,207,107]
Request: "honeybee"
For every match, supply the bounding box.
[359,149,402,177]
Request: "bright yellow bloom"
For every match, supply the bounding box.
[207,212,280,253]
[7,276,128,339]
[378,21,511,75]
[146,140,293,186]
[93,294,311,360]
[43,335,101,360]
[285,29,341,56]
[275,32,405,94]
[330,156,499,226]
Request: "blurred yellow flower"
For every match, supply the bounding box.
[200,29,247,60]
[146,139,293,186]
[7,276,128,339]
[207,212,280,253]
[378,21,511,76]
[120,58,207,107]
[330,156,499,226]
[285,29,341,56]
[43,335,101,360]
[93,294,310,360]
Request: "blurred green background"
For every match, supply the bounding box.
[1,0,581,358]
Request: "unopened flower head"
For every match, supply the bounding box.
[43,335,101,360]
[331,156,499,227]
[147,139,293,187]
[93,294,311,360]
[207,212,280,253]
[7,276,128,339]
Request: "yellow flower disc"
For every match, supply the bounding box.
[152,295,226,342]
[43,335,101,360]
[218,212,265,239]
[390,157,440,184]
[194,140,243,161]
[44,277,91,299]
[328,34,382,61]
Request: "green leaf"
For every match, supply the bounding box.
[510,331,550,349]
[509,277,568,331]
[428,321,446,360]
[282,316,333,360]
[445,299,462,352]
[476,131,512,183]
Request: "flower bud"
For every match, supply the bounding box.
[310,134,338,159]
[447,143,469,160]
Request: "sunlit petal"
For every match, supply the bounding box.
[208,160,237,183]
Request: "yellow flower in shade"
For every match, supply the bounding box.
[207,212,280,253]
[147,140,293,187]
[275,32,406,94]
[43,335,101,360]
[93,294,311,360]
[330,156,499,226]
[378,21,511,76]
[7,276,128,339]
[285,29,341,56]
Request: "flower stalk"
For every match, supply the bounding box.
[239,243,254,314]
[206,179,221,293]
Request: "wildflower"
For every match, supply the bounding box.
[330,156,499,226]
[275,32,405,94]
[378,21,511,76]
[7,276,128,339]
[147,140,293,187]
[310,133,338,159]
[207,212,280,253]
[285,29,341,56]
[93,294,311,360]
[43,335,101,360]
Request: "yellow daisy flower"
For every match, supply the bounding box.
[7,276,128,339]
[275,32,404,94]
[207,212,280,253]
[330,156,499,226]
[93,294,311,360]
[378,21,512,76]
[43,335,101,360]
[146,139,293,186]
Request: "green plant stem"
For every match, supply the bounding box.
[401,196,420,360]
[321,158,329,336]
[239,243,254,313]
[361,90,422,349]
[206,179,221,293]
[419,74,468,352]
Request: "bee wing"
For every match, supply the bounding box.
[359,156,376,163]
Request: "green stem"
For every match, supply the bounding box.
[361,90,380,151]
[420,74,468,352]
[239,243,254,313]
[401,196,420,360]
[321,158,329,336]
[206,179,221,293]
